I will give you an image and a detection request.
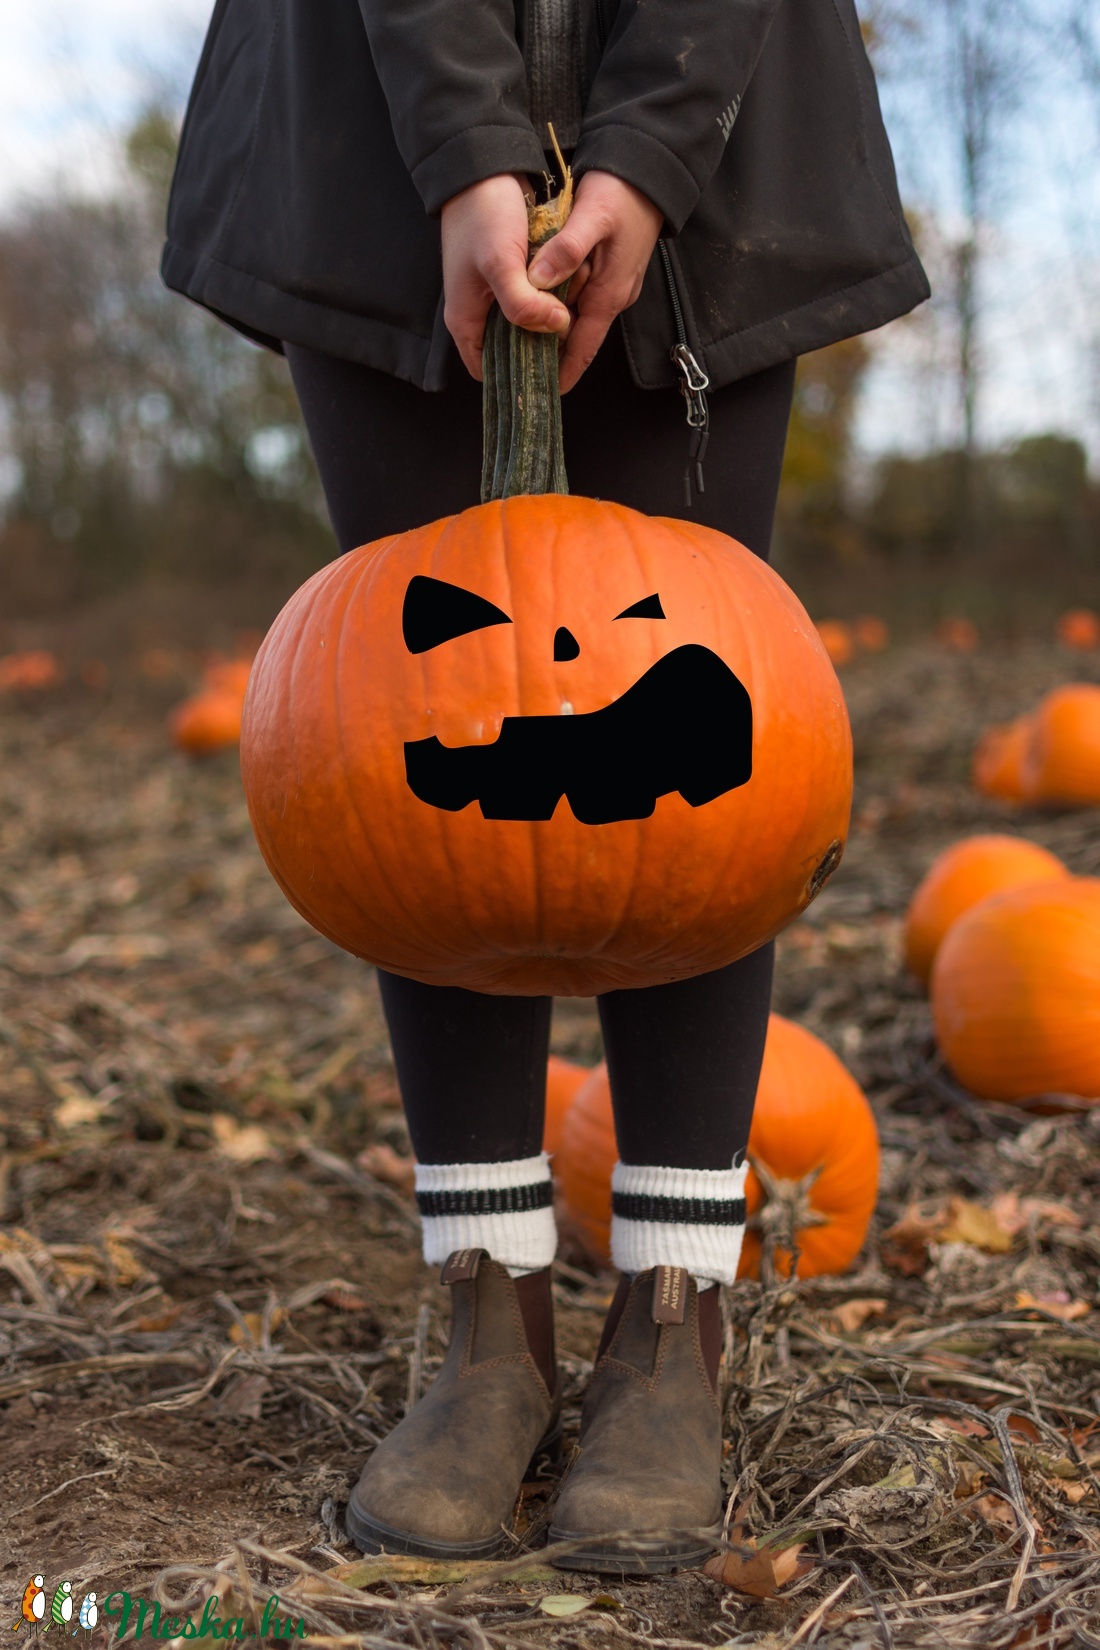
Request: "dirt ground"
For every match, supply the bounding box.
[1,633,1099,1649]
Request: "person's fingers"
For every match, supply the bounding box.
[566,258,592,306]
[443,280,494,380]
[526,199,606,289]
[488,255,571,333]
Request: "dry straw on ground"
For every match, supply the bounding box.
[1,637,1099,1648]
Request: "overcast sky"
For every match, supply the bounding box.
[1,0,1097,463]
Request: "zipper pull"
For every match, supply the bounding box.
[671,345,710,507]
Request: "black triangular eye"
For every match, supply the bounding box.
[403,575,512,654]
[614,593,665,620]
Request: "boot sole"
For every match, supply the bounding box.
[345,1422,563,1560]
[547,1525,719,1577]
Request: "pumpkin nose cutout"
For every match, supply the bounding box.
[554,627,580,662]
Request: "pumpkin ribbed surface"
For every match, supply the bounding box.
[1022,685,1100,807]
[931,878,1100,1103]
[241,495,852,995]
[554,1013,879,1278]
[905,834,1069,985]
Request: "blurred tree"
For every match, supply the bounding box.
[0,106,326,610]
[774,338,870,566]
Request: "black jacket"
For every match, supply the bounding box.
[162,0,929,393]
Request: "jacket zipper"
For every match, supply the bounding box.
[592,0,709,505]
[659,241,710,507]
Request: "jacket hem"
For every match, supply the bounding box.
[624,252,932,390]
[162,240,444,389]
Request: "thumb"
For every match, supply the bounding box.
[527,210,600,290]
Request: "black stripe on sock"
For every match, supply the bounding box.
[417,1181,554,1218]
[612,1192,748,1227]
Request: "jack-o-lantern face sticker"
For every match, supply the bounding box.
[401,575,753,826]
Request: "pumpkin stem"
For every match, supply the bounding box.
[748,1154,830,1280]
[481,128,572,502]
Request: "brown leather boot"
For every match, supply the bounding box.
[549,1266,723,1575]
[346,1249,561,1558]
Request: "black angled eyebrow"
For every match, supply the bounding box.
[403,575,512,653]
[614,593,665,620]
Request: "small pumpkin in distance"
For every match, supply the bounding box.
[937,617,979,652]
[554,1013,879,1278]
[170,689,245,755]
[1020,685,1100,808]
[931,878,1100,1105]
[815,620,854,667]
[0,650,63,692]
[854,615,889,652]
[972,718,1034,803]
[1056,610,1100,651]
[905,834,1070,985]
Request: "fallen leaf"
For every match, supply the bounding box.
[972,1493,1017,1530]
[216,1372,272,1419]
[1063,1482,1092,1504]
[228,1307,286,1345]
[954,1458,989,1499]
[992,1193,1083,1233]
[302,1556,559,1592]
[935,1415,991,1439]
[285,1276,371,1312]
[357,1142,416,1195]
[830,1297,888,1334]
[133,1301,186,1332]
[539,1596,592,1617]
[704,1539,815,1598]
[1006,1413,1043,1444]
[881,1206,937,1275]
[53,1095,106,1129]
[211,1114,274,1164]
[1015,1290,1090,1321]
[937,1197,1015,1253]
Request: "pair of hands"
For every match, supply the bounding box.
[441,170,663,393]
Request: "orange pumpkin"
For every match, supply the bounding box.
[815,620,855,666]
[0,650,62,691]
[937,617,979,652]
[1020,685,1100,807]
[854,615,889,653]
[555,1013,879,1278]
[972,718,1034,802]
[241,495,852,995]
[905,834,1070,985]
[170,689,245,755]
[932,878,1100,1104]
[204,658,253,697]
[1056,610,1100,651]
[543,1055,590,1156]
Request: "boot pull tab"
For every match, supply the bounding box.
[440,1248,487,1284]
[651,1265,688,1325]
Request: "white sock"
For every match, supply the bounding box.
[610,1160,749,1286]
[415,1154,557,1274]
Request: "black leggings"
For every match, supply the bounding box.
[286,326,795,1172]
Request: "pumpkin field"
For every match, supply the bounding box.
[1,624,1099,1649]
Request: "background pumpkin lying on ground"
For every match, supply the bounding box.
[555,1013,880,1279]
[904,834,1070,985]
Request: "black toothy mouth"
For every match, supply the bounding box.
[403,644,752,826]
